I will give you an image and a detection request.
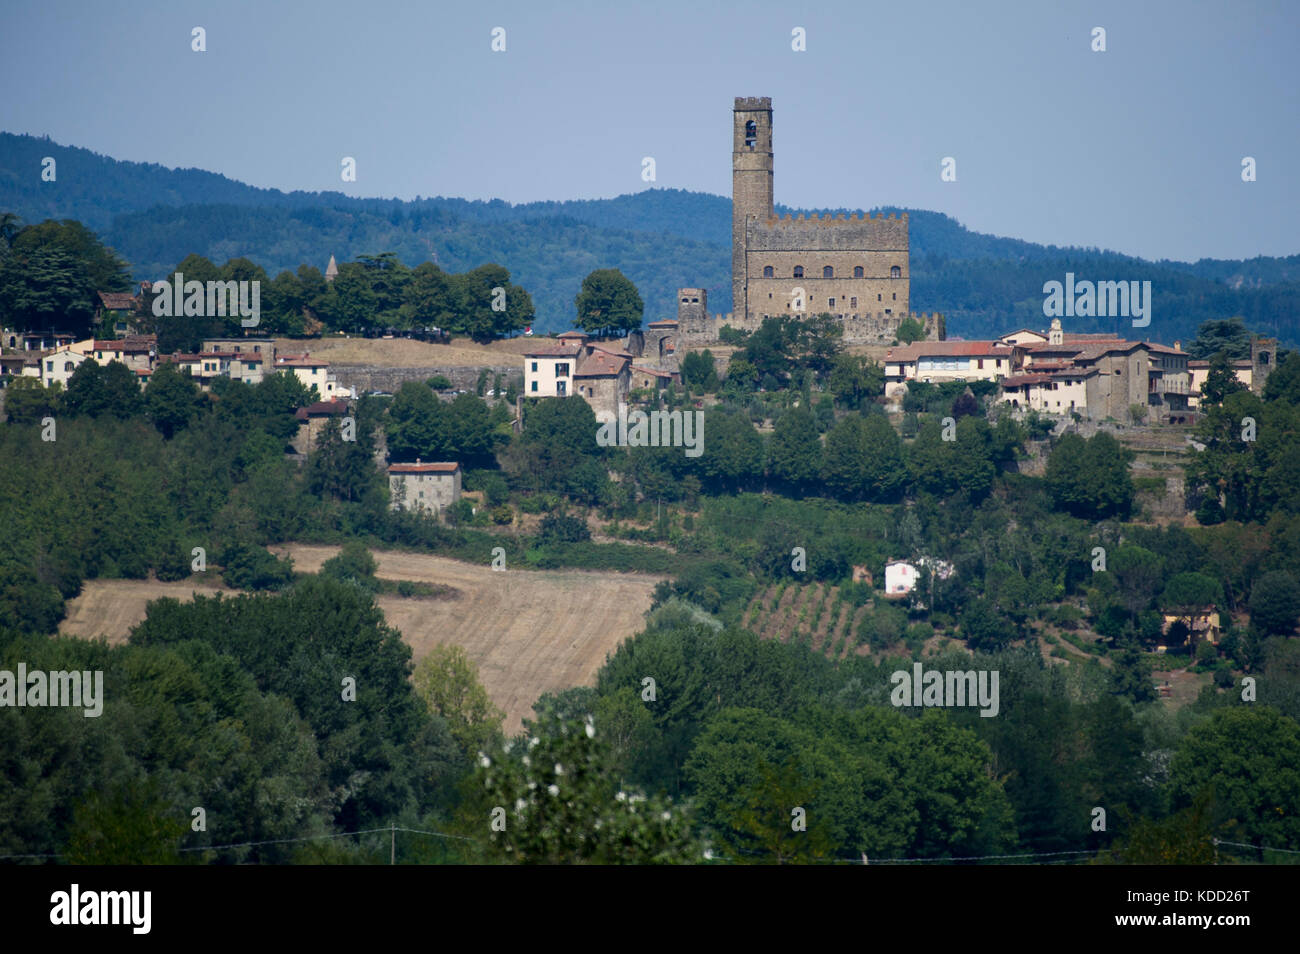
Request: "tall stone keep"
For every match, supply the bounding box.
[731,95,912,331]
[733,97,775,322]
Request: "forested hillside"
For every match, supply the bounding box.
[3,131,1298,342]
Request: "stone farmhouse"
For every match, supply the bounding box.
[387,460,462,516]
[522,330,679,422]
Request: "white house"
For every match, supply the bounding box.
[884,561,919,597]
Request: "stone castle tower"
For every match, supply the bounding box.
[674,96,942,348]
[731,96,915,330]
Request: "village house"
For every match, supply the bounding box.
[39,346,91,388]
[292,399,351,454]
[95,288,145,336]
[883,340,1015,397]
[203,338,276,385]
[388,459,461,515]
[275,352,340,399]
[1161,607,1222,648]
[522,331,633,420]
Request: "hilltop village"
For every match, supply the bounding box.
[3,95,1299,869]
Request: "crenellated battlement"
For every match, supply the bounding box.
[764,211,908,226]
[734,96,772,110]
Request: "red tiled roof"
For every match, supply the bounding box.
[294,399,349,420]
[631,366,674,377]
[524,342,582,357]
[387,461,460,474]
[575,349,631,377]
[885,341,1014,361]
[97,291,137,310]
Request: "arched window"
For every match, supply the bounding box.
[823,265,833,278]
[64,361,74,372]
[890,265,901,278]
[793,266,804,278]
[853,266,863,278]
[763,266,774,278]
[745,120,757,147]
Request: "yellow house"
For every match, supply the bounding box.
[1161,608,1221,646]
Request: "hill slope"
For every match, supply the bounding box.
[3,131,1297,343]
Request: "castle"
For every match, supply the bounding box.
[671,97,944,351]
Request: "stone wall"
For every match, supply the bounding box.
[331,365,517,394]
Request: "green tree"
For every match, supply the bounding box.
[1200,350,1248,406]
[768,404,822,491]
[827,353,884,409]
[411,644,505,758]
[1046,431,1134,519]
[1168,706,1300,850]
[895,316,926,344]
[2,377,62,424]
[680,350,719,392]
[144,362,206,438]
[574,268,644,338]
[64,360,143,419]
[1250,570,1300,636]
[1185,317,1253,361]
[320,541,380,591]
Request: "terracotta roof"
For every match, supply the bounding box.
[524,342,582,358]
[387,461,460,474]
[1001,373,1055,387]
[575,349,631,377]
[631,366,674,377]
[295,399,350,420]
[276,356,328,367]
[97,291,137,310]
[885,341,1014,361]
[1143,342,1185,355]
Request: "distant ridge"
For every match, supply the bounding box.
[2,131,1297,343]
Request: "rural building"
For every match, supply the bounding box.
[884,340,1015,396]
[884,561,919,597]
[522,332,633,420]
[203,338,277,384]
[39,346,91,388]
[1161,608,1222,647]
[388,460,461,515]
[275,352,341,399]
[293,399,350,454]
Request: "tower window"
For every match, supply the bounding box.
[853,266,864,278]
[823,265,833,278]
[793,266,804,278]
[850,297,857,308]
[745,120,757,147]
[891,266,901,278]
[878,294,882,301]
[829,298,835,308]
[892,293,896,300]
[763,266,774,278]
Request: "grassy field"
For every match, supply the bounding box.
[59,545,665,734]
[273,335,541,368]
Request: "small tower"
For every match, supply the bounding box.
[1251,335,1277,394]
[325,255,339,282]
[1049,317,1063,346]
[677,288,709,344]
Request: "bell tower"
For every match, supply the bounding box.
[733,97,773,323]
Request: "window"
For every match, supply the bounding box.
[96,352,102,360]
[854,266,864,278]
[977,359,984,370]
[556,363,569,376]
[745,120,757,147]
[46,360,53,372]
[763,266,774,278]
[878,294,882,301]
[829,298,836,308]
[891,266,901,278]
[850,297,857,308]
[823,266,833,278]
[65,361,74,372]
[530,381,538,392]
[892,293,896,300]
[531,361,538,372]
[793,266,804,278]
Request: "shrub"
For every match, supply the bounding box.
[427,375,453,390]
[537,511,591,545]
[219,543,294,591]
[491,505,514,525]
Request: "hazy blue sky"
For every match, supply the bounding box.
[2,0,1296,261]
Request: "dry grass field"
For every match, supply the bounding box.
[59,579,232,642]
[60,546,664,734]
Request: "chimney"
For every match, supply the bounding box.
[1174,340,1181,351]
